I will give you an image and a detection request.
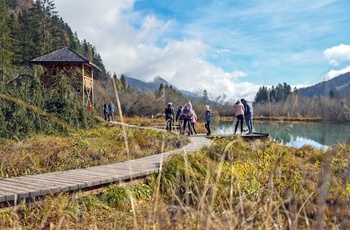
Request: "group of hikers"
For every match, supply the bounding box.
[103,101,115,122]
[103,98,252,136]
[165,101,212,136]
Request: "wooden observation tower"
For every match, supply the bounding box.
[30,47,101,108]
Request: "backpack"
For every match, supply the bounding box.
[183,105,190,114]
[183,105,193,117]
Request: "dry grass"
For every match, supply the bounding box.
[0,121,189,178]
[1,131,350,229]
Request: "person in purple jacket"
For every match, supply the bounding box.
[205,105,211,136]
[182,101,193,135]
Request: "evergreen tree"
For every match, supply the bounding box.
[0,0,18,80]
[17,9,39,62]
[255,82,292,103]
[92,48,106,80]
[34,0,60,54]
[72,32,81,52]
[269,86,276,102]
[120,74,129,93]
[202,89,209,102]
[283,82,291,99]
[112,73,122,91]
[0,0,9,81]
[275,83,284,102]
[82,40,93,61]
[156,83,164,98]
[254,86,268,103]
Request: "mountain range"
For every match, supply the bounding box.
[126,76,197,97]
[297,72,350,97]
[126,72,350,100]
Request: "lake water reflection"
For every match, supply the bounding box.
[214,120,350,149]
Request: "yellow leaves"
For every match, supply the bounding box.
[346,184,350,195]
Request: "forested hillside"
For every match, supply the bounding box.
[0,0,109,140]
[0,0,231,141]
[0,0,107,81]
[2,0,350,142]
[252,80,350,123]
[297,72,350,98]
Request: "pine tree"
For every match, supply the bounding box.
[202,89,208,101]
[120,74,129,93]
[82,40,93,61]
[156,83,164,98]
[254,86,268,103]
[0,0,17,81]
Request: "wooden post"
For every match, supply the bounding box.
[82,63,85,106]
[91,65,94,104]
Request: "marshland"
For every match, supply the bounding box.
[1,1,350,228]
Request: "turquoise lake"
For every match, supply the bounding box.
[214,120,350,149]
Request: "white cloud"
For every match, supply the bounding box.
[55,0,348,102]
[322,66,350,81]
[322,44,350,81]
[231,71,247,78]
[137,15,174,45]
[323,44,350,66]
[54,0,256,101]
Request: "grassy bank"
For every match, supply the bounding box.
[0,118,349,229]
[0,121,189,178]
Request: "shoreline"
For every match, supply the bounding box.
[220,116,323,122]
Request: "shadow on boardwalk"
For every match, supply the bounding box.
[0,132,212,206]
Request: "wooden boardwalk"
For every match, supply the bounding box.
[210,132,269,140]
[0,135,211,206]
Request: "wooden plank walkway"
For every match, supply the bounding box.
[0,135,211,205]
[210,132,269,140]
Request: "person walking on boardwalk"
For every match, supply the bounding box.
[205,105,211,136]
[165,102,175,131]
[182,101,193,135]
[175,106,183,124]
[191,110,198,134]
[108,101,115,122]
[241,98,253,134]
[234,100,244,135]
[175,105,184,134]
[103,103,109,121]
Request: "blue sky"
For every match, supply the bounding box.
[54,0,350,101]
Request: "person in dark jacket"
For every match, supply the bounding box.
[175,105,184,134]
[165,102,175,131]
[103,103,109,120]
[205,105,211,135]
[175,106,183,124]
[241,98,253,134]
